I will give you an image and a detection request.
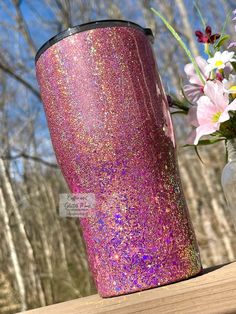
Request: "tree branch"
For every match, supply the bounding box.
[12,0,37,56]
[0,61,41,100]
[2,153,58,168]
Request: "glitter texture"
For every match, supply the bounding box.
[36,23,202,297]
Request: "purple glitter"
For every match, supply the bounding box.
[36,22,202,297]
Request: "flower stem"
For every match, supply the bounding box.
[204,43,213,57]
[151,7,205,85]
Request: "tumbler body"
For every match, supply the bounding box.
[35,20,202,297]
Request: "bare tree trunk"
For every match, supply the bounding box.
[179,153,226,265]
[39,227,54,303]
[0,158,46,307]
[12,0,37,56]
[176,0,200,57]
[0,272,20,314]
[179,159,211,266]
[0,187,26,311]
[33,195,54,305]
[199,164,235,261]
[40,179,82,298]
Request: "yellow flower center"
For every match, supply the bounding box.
[229,86,236,99]
[212,111,221,122]
[229,85,236,92]
[215,60,224,67]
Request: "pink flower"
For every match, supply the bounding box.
[183,56,209,104]
[187,80,236,145]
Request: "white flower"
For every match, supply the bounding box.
[223,74,236,94]
[206,51,236,72]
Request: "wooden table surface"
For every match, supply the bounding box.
[20,262,236,314]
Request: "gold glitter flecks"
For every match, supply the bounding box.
[114,254,119,260]
[68,36,76,44]
[36,25,202,298]
[90,46,97,54]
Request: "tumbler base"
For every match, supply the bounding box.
[98,266,203,298]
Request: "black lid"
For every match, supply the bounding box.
[35,19,154,63]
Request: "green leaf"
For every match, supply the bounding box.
[194,145,204,164]
[168,94,190,111]
[171,110,187,115]
[193,1,206,28]
[204,43,213,57]
[214,34,230,50]
[198,138,226,145]
[151,8,205,85]
[184,137,225,147]
[221,9,232,36]
[214,9,232,51]
[231,62,236,72]
[225,139,228,163]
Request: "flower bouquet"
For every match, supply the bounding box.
[152,7,236,226]
[152,7,236,146]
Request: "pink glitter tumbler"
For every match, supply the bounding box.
[35,20,202,297]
